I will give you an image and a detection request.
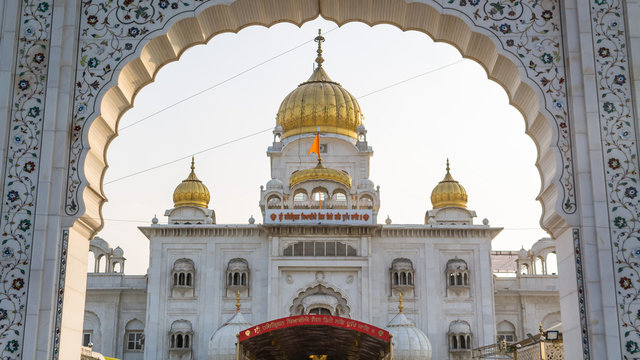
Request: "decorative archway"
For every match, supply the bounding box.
[1,0,636,359]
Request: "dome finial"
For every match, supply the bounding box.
[173,158,210,208]
[446,158,450,173]
[398,292,404,313]
[314,29,325,67]
[236,290,241,312]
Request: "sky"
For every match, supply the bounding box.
[94,17,550,275]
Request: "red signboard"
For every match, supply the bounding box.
[238,315,390,342]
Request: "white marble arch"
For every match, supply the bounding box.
[0,0,638,359]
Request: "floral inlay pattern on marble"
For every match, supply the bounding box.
[0,1,53,358]
[66,0,206,215]
[441,0,576,214]
[65,0,577,217]
[591,0,640,357]
[52,230,69,359]
[573,228,591,359]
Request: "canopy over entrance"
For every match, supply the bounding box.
[238,315,391,360]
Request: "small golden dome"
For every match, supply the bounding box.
[276,30,363,140]
[290,160,351,188]
[431,159,468,209]
[173,157,210,208]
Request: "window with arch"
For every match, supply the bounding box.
[311,187,329,208]
[446,258,469,287]
[332,190,348,209]
[226,258,250,293]
[171,259,195,298]
[496,320,517,343]
[358,195,373,209]
[390,258,415,293]
[449,320,472,352]
[289,285,351,318]
[293,190,309,208]
[267,194,282,209]
[169,319,193,353]
[125,319,144,352]
[308,307,332,315]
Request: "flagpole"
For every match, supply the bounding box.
[316,127,321,209]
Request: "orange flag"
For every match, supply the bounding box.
[308,133,320,156]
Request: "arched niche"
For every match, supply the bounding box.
[8,0,610,359]
[66,0,575,241]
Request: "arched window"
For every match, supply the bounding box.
[171,259,195,298]
[308,307,332,315]
[267,195,282,209]
[390,258,415,293]
[358,195,374,209]
[169,320,193,352]
[497,320,517,343]
[293,190,309,208]
[449,320,472,352]
[290,285,351,318]
[446,258,470,292]
[226,258,250,295]
[125,319,144,352]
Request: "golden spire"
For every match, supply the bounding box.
[173,157,210,208]
[236,290,241,312]
[539,322,544,335]
[430,159,468,209]
[398,292,404,314]
[314,29,325,67]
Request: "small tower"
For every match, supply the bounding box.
[425,160,476,225]
[165,157,216,224]
[259,29,380,221]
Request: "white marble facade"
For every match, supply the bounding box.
[2,1,639,358]
[84,68,561,358]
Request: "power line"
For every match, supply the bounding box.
[118,27,340,132]
[104,127,273,185]
[104,58,466,185]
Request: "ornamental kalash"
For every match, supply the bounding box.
[83,31,562,360]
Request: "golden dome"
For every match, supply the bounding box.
[173,157,210,208]
[290,161,351,188]
[430,160,468,209]
[276,30,363,140]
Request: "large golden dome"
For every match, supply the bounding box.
[430,160,468,209]
[276,30,363,140]
[173,158,210,208]
[290,160,352,188]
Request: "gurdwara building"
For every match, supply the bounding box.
[83,35,561,360]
